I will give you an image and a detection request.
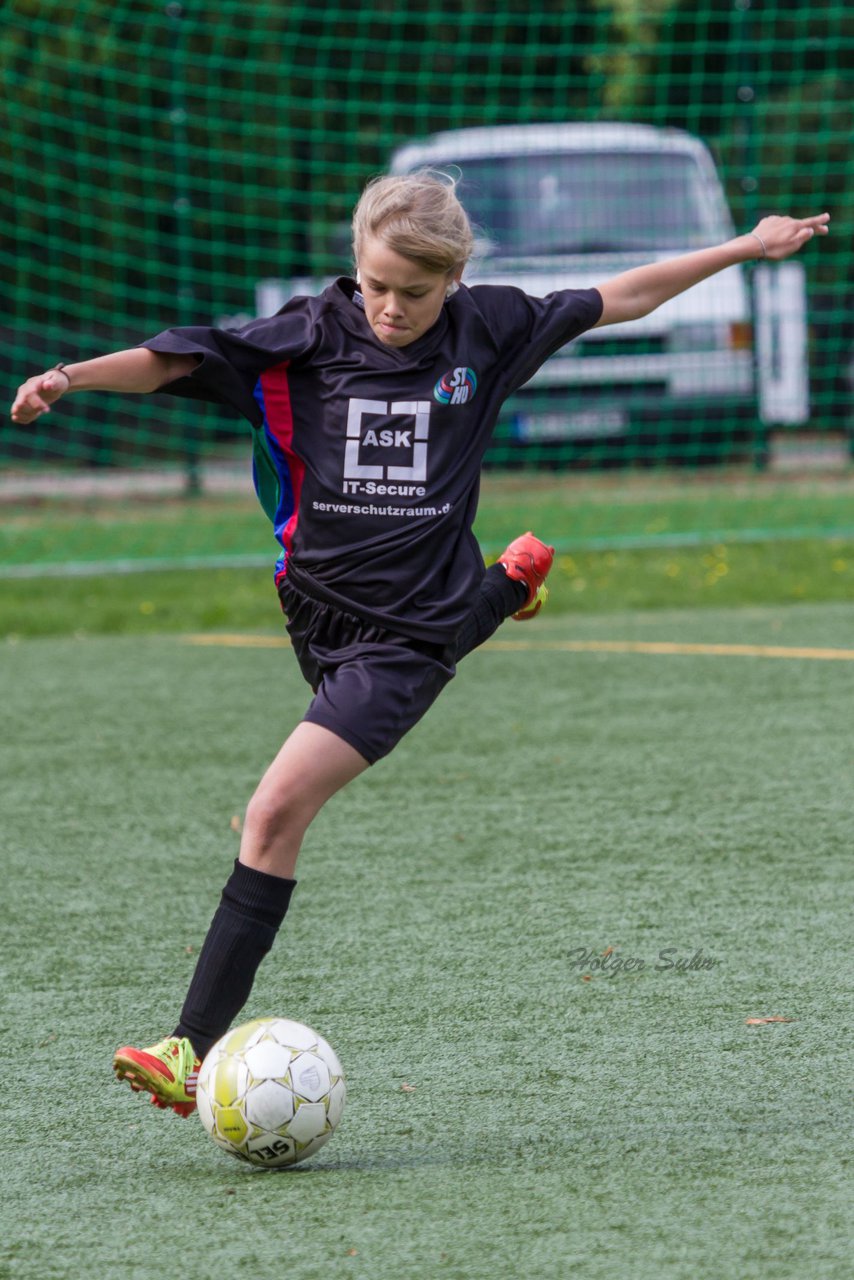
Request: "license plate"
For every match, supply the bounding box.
[512,409,628,441]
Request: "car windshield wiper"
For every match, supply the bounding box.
[516,238,659,255]
[482,238,693,262]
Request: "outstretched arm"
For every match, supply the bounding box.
[10,348,200,425]
[594,213,830,328]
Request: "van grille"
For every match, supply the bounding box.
[575,335,666,358]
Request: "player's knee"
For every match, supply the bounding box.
[243,780,312,844]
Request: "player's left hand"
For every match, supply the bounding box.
[751,212,830,260]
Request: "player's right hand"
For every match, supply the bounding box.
[10,369,71,424]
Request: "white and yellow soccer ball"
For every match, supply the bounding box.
[196,1017,346,1168]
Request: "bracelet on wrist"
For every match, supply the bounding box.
[51,362,73,389]
[748,231,768,260]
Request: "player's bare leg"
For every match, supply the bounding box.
[172,721,367,1053]
[239,721,369,879]
[114,723,368,1106]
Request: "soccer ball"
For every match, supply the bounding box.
[196,1017,346,1168]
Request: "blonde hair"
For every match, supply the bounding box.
[352,171,474,276]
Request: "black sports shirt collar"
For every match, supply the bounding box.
[325,277,452,362]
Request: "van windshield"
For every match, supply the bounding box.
[449,150,730,256]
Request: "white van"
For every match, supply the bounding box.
[389,122,808,464]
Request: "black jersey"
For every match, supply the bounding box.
[142,278,602,642]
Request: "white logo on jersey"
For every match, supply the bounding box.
[343,399,431,483]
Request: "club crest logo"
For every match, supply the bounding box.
[434,366,478,406]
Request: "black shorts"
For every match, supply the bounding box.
[278,578,456,765]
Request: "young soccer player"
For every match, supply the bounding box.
[11,174,828,1116]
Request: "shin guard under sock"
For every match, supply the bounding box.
[453,563,527,662]
[174,859,296,1060]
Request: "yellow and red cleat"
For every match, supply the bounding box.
[113,1035,201,1118]
[499,531,555,620]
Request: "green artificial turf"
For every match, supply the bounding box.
[4,470,854,640]
[3,472,854,574]
[3,538,854,639]
[2,603,853,1279]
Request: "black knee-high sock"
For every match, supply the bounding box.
[174,859,296,1060]
[453,563,527,662]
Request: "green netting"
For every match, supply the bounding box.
[1,0,851,571]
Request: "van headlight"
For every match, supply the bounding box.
[668,322,753,352]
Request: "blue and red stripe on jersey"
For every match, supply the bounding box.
[252,363,305,585]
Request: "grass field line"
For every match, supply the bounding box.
[183,633,854,661]
[0,552,273,578]
[5,524,854,579]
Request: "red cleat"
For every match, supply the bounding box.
[498,532,555,620]
[113,1036,201,1118]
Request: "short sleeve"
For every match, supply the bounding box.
[140,297,323,426]
[466,284,603,393]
